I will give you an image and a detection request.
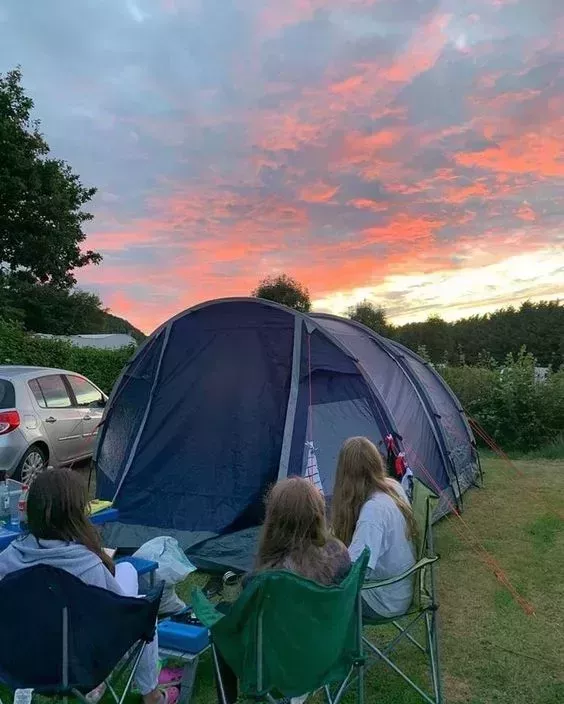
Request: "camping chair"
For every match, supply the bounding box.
[361,479,442,704]
[192,549,370,704]
[0,564,162,704]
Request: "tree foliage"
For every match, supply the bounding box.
[395,301,564,369]
[253,274,311,312]
[442,350,564,452]
[0,278,144,339]
[348,301,392,336]
[0,318,134,394]
[0,67,100,288]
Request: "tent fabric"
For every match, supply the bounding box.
[95,298,479,569]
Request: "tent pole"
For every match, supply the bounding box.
[277,315,303,481]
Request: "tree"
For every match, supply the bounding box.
[0,281,105,334]
[253,274,311,312]
[0,278,146,338]
[348,301,392,336]
[0,67,100,289]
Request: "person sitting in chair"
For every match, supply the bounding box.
[0,468,180,704]
[216,476,351,704]
[332,437,417,620]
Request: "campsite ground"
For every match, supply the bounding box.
[182,458,564,704]
[1,458,561,704]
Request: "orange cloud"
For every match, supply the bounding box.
[516,203,536,222]
[456,130,564,177]
[73,0,563,336]
[361,214,444,247]
[254,114,324,152]
[299,182,339,203]
[382,14,451,83]
[348,199,388,212]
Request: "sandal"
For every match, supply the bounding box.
[160,686,180,704]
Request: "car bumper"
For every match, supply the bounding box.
[0,431,28,476]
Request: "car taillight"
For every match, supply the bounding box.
[0,411,20,435]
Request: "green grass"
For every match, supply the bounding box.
[2,458,563,704]
[519,436,564,461]
[182,458,564,704]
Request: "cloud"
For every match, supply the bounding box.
[1,0,562,332]
[299,182,340,203]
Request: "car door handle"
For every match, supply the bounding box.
[45,417,57,423]
[83,415,92,421]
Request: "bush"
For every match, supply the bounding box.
[442,349,564,453]
[0,318,134,394]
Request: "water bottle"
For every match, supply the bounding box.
[0,471,9,525]
[18,484,29,531]
[9,489,20,528]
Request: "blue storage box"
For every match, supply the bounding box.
[157,620,209,653]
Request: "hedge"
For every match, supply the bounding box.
[0,318,134,394]
[441,350,564,453]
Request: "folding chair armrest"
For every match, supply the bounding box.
[191,587,225,628]
[117,556,159,578]
[362,556,438,590]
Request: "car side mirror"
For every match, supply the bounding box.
[97,397,107,408]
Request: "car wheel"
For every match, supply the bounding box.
[15,445,48,484]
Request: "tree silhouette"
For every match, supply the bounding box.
[253,274,311,312]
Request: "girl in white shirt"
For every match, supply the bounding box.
[332,437,417,619]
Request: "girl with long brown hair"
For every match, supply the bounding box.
[255,475,351,584]
[332,437,416,619]
[215,476,351,704]
[0,468,180,704]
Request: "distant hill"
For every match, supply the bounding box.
[100,311,146,342]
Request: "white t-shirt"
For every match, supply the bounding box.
[348,482,415,618]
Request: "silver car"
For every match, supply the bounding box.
[0,366,107,483]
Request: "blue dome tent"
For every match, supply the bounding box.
[95,298,480,572]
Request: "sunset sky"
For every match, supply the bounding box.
[2,0,563,333]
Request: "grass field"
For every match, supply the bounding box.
[1,458,562,704]
[184,458,564,704]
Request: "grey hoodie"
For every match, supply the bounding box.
[0,535,124,595]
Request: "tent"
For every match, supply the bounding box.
[95,298,480,572]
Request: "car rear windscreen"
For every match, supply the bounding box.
[0,380,16,409]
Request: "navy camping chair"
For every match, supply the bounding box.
[0,564,162,704]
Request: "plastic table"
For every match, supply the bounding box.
[158,616,210,704]
[117,555,159,587]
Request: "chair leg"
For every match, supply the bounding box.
[363,637,436,704]
[425,611,443,704]
[118,643,146,704]
[331,667,354,704]
[211,643,230,704]
[357,661,365,704]
[177,657,199,704]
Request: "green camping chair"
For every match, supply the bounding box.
[192,549,369,704]
[361,479,442,704]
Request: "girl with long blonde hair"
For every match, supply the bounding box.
[332,437,416,619]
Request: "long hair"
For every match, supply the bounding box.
[332,437,417,546]
[256,476,334,583]
[27,468,115,576]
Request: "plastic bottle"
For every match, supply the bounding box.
[9,488,20,528]
[0,470,9,525]
[18,484,29,531]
